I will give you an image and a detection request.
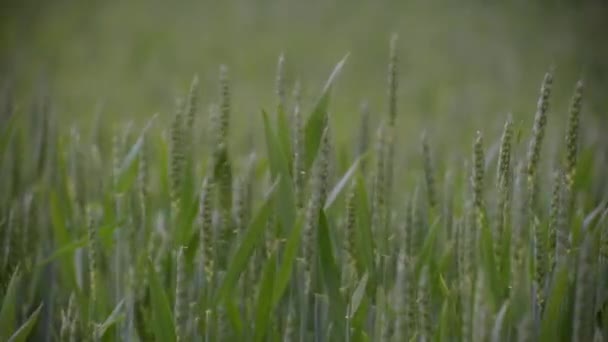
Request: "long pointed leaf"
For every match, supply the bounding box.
[276,105,293,174]
[348,272,368,318]
[116,114,158,193]
[318,211,346,340]
[0,266,20,339]
[216,181,277,303]
[7,303,43,342]
[49,191,78,290]
[491,301,510,342]
[96,298,125,338]
[262,110,296,235]
[324,155,363,211]
[253,251,277,342]
[354,173,374,276]
[540,263,571,342]
[304,54,349,170]
[147,259,176,342]
[272,217,303,308]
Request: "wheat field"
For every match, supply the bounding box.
[1,1,608,341]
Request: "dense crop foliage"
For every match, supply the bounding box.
[1,36,607,341]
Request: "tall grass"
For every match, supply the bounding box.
[0,36,606,342]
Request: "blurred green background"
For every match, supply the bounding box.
[1,0,607,155]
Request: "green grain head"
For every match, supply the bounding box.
[86,205,99,318]
[302,126,330,293]
[555,171,570,261]
[548,170,561,270]
[495,117,513,267]
[198,177,215,281]
[291,81,305,209]
[372,123,387,245]
[472,131,485,219]
[170,99,185,213]
[526,72,553,182]
[533,214,547,312]
[343,180,357,269]
[497,116,513,189]
[421,132,437,210]
[185,75,200,134]
[564,80,584,190]
[218,65,231,143]
[511,162,528,286]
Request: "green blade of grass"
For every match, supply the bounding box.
[48,191,78,291]
[147,259,176,342]
[415,217,441,276]
[262,109,291,180]
[318,211,346,340]
[224,295,243,337]
[96,298,125,339]
[479,212,502,301]
[7,303,43,342]
[253,250,277,342]
[539,262,571,342]
[324,155,363,211]
[354,172,375,277]
[262,110,296,235]
[215,180,277,304]
[491,300,509,342]
[276,105,293,175]
[348,272,368,319]
[438,299,450,342]
[372,286,385,342]
[304,54,349,170]
[0,266,20,340]
[271,217,303,308]
[38,222,118,266]
[116,114,158,193]
[0,114,17,157]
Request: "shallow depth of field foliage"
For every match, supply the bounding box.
[1,1,608,341]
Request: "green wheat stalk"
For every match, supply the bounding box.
[292,81,305,209]
[511,162,527,289]
[185,75,199,131]
[548,170,561,272]
[495,117,513,267]
[472,273,488,342]
[303,126,330,294]
[175,247,188,342]
[555,170,570,262]
[533,214,547,313]
[418,266,431,342]
[372,123,387,254]
[356,101,370,175]
[87,205,99,333]
[198,177,215,283]
[573,235,596,342]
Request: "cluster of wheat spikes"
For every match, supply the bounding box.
[1,36,607,342]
